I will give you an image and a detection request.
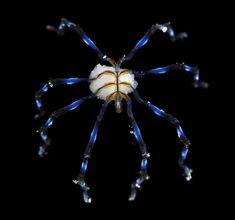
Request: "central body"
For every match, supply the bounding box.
[89,64,138,113]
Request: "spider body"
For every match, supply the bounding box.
[34,18,208,203]
[89,63,138,113]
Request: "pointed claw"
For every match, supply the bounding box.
[183,168,193,181]
[38,145,48,157]
[83,191,92,203]
[129,184,137,201]
[73,178,92,203]
[46,25,58,32]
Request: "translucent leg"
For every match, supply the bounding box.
[37,94,95,157]
[132,63,208,88]
[34,77,88,119]
[46,18,114,64]
[119,22,187,63]
[133,90,192,181]
[127,99,150,201]
[73,102,108,203]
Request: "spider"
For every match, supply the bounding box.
[34,18,208,203]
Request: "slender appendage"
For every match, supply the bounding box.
[37,94,95,157]
[73,102,108,203]
[127,99,150,201]
[133,90,192,181]
[119,22,188,63]
[34,78,89,119]
[46,18,114,65]
[132,63,209,88]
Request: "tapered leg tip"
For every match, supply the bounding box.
[46,25,57,32]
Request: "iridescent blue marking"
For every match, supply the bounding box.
[63,78,82,85]
[80,32,98,50]
[44,117,53,128]
[184,65,194,72]
[89,124,98,146]
[141,159,147,170]
[65,100,82,111]
[136,178,143,186]
[40,84,49,93]
[133,122,142,144]
[181,148,188,160]
[183,165,190,173]
[81,161,88,175]
[167,28,174,37]
[149,104,163,116]
[147,67,171,74]
[177,126,184,138]
[134,35,149,51]
[159,24,164,30]
[40,132,48,142]
[36,99,42,109]
[67,21,73,28]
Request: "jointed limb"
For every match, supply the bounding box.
[46,18,114,65]
[127,99,150,201]
[132,63,208,88]
[37,94,95,157]
[119,22,187,63]
[73,102,108,203]
[35,77,89,119]
[133,90,192,181]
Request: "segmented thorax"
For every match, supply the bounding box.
[89,64,138,104]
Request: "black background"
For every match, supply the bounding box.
[11,0,227,218]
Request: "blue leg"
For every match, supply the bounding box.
[37,94,95,157]
[34,77,89,119]
[46,18,114,65]
[127,99,150,201]
[132,63,208,88]
[73,102,108,203]
[133,90,192,181]
[119,22,187,63]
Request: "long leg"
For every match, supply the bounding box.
[127,98,150,201]
[133,90,192,181]
[37,94,95,157]
[73,101,108,203]
[132,63,208,88]
[46,18,114,65]
[119,22,187,63]
[34,77,89,119]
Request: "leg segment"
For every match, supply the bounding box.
[127,99,150,201]
[34,77,89,119]
[37,94,95,157]
[132,63,208,88]
[46,18,114,65]
[133,90,192,181]
[73,102,108,203]
[119,22,187,63]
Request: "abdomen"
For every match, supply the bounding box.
[89,64,138,102]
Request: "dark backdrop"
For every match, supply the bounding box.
[12,1,225,218]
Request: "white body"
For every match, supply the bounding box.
[89,64,138,101]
